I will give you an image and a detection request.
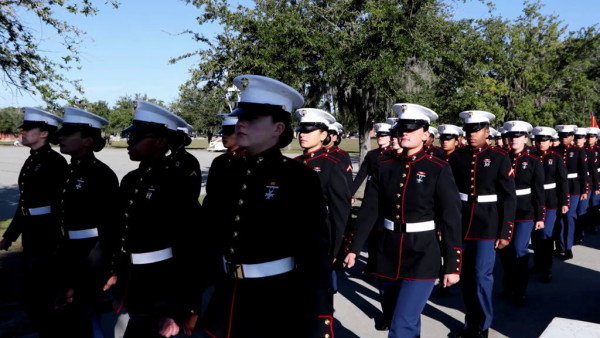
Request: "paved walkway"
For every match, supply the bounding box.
[1,146,600,337]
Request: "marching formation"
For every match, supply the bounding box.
[1,74,599,338]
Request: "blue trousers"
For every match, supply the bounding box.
[378,278,435,338]
[513,221,534,258]
[461,240,496,331]
[558,195,579,251]
[591,192,600,226]
[541,209,558,240]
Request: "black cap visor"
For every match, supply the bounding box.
[56,123,95,137]
[376,132,390,137]
[19,120,56,131]
[558,132,574,138]
[296,122,328,133]
[535,135,553,142]
[393,120,429,133]
[219,125,236,135]
[463,122,489,133]
[123,120,170,134]
[507,132,528,138]
[230,102,288,119]
[440,134,458,141]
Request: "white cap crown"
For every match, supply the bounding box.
[234,75,304,113]
[63,107,108,129]
[23,107,62,126]
[502,120,533,133]
[391,103,438,122]
[295,108,335,126]
[374,123,391,133]
[438,124,461,136]
[459,110,495,124]
[133,100,181,131]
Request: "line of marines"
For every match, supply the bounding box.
[1,74,599,338]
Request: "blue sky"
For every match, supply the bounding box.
[1,0,599,109]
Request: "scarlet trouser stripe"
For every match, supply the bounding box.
[131,247,173,264]
[223,257,295,279]
[383,219,435,232]
[459,192,497,202]
[68,228,99,239]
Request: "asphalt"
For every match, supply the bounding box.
[1,145,600,338]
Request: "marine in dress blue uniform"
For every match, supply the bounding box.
[448,110,516,338]
[530,127,569,283]
[294,109,352,262]
[201,75,334,338]
[325,122,354,187]
[553,124,590,260]
[0,108,68,337]
[108,101,201,338]
[497,121,545,306]
[53,107,121,337]
[424,126,444,158]
[585,127,600,233]
[344,103,462,337]
[573,127,599,243]
[438,124,462,161]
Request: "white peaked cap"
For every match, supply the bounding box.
[132,100,181,131]
[555,125,577,133]
[218,113,238,126]
[488,127,498,137]
[575,127,588,136]
[428,126,439,137]
[23,107,62,126]
[503,120,533,133]
[374,123,392,133]
[386,117,398,126]
[234,74,304,113]
[295,108,335,126]
[532,126,557,137]
[459,110,495,124]
[438,124,461,136]
[391,103,438,122]
[587,127,600,135]
[329,122,344,133]
[63,107,108,129]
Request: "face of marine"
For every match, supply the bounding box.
[509,134,527,153]
[441,137,458,153]
[396,128,427,156]
[467,128,489,148]
[21,127,48,150]
[127,131,168,162]
[236,115,283,156]
[536,139,551,152]
[59,131,91,159]
[298,129,327,153]
[376,134,391,148]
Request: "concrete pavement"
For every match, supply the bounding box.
[1,145,600,337]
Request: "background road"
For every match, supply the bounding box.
[1,146,600,337]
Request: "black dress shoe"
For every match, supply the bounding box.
[553,249,565,256]
[561,250,573,260]
[375,322,390,331]
[574,238,583,245]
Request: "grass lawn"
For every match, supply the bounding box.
[108,137,378,153]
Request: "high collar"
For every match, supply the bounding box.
[398,148,426,162]
[244,146,282,166]
[70,152,96,165]
[30,143,51,155]
[468,143,489,153]
[301,147,326,159]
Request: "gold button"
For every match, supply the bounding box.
[124,213,129,218]
[399,183,404,187]
[402,173,406,178]
[396,204,400,209]
[470,177,474,181]
[246,169,251,175]
[396,215,400,219]
[456,268,460,271]
[396,193,401,197]
[134,189,138,193]
[239,199,244,205]
[242,184,247,190]
[456,250,460,253]
[457,259,460,262]
[405,165,409,168]
[470,169,474,173]
[324,319,331,325]
[325,335,330,338]
[234,215,240,221]
[470,185,474,188]
[229,248,235,254]
[233,231,238,237]
[471,161,475,165]
[129,200,133,205]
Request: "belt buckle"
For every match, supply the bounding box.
[227,262,245,279]
[468,195,478,203]
[21,206,29,216]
